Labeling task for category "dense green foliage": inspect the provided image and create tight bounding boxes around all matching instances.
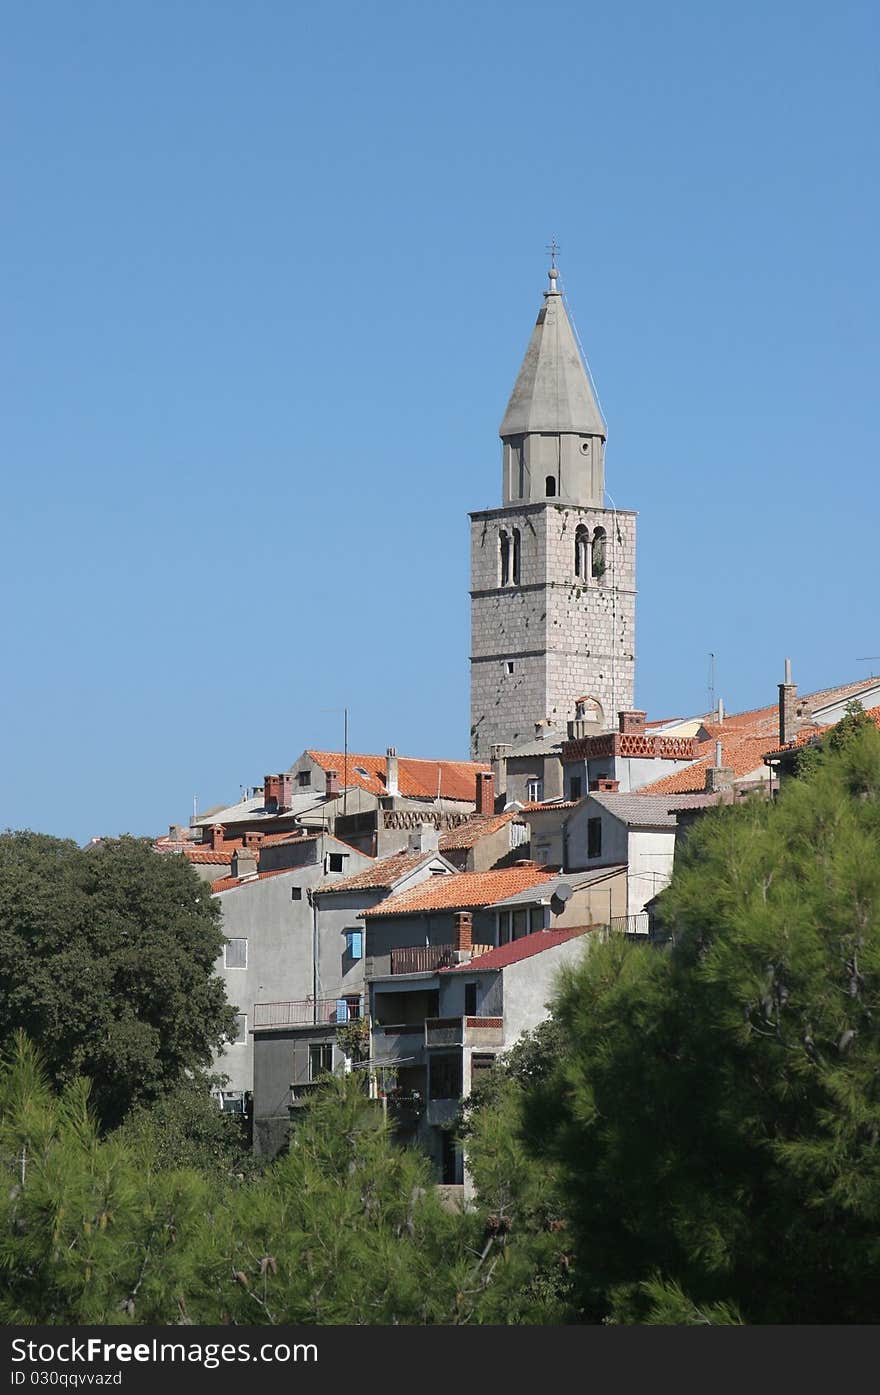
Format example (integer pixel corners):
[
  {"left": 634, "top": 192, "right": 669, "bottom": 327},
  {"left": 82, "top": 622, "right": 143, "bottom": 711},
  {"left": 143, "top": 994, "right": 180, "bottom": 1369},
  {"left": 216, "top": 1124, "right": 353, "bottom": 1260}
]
[
  {"left": 511, "top": 721, "right": 880, "bottom": 1322},
  {"left": 0, "top": 1036, "right": 551, "bottom": 1324},
  {"left": 0, "top": 833, "right": 236, "bottom": 1129}
]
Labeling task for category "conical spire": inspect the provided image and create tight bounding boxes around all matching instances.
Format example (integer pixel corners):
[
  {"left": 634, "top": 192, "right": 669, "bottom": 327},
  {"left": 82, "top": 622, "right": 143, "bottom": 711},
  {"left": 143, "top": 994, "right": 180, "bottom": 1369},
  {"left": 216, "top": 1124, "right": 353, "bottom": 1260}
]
[{"left": 499, "top": 266, "right": 606, "bottom": 439}]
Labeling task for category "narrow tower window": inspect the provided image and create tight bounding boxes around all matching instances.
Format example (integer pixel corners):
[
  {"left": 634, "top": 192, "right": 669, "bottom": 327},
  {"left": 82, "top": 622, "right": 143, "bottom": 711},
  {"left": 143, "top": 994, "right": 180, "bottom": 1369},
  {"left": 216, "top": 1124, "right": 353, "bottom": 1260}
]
[
  {"left": 574, "top": 524, "right": 589, "bottom": 578},
  {"left": 545, "top": 475, "right": 557, "bottom": 498},
  {"left": 512, "top": 528, "right": 521, "bottom": 585},
  {"left": 499, "top": 530, "right": 510, "bottom": 586},
  {"left": 591, "top": 526, "right": 607, "bottom": 581}
]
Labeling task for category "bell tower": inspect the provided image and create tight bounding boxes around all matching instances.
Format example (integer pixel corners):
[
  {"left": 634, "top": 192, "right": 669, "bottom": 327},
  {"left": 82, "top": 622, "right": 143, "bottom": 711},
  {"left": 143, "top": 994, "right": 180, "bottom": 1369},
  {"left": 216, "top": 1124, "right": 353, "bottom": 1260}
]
[{"left": 469, "top": 260, "right": 637, "bottom": 759}]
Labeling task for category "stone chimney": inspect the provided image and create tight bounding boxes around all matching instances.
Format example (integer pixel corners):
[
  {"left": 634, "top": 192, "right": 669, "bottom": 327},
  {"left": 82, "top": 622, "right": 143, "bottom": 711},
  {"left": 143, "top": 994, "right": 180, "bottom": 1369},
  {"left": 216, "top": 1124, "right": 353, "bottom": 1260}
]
[
  {"left": 231, "top": 846, "right": 258, "bottom": 880},
  {"left": 705, "top": 740, "right": 735, "bottom": 792},
  {"left": 407, "top": 823, "right": 440, "bottom": 854},
  {"left": 169, "top": 824, "right": 186, "bottom": 842},
  {"left": 490, "top": 743, "right": 511, "bottom": 802},
  {"left": 385, "top": 747, "right": 399, "bottom": 797},
  {"left": 209, "top": 823, "right": 225, "bottom": 851},
  {"left": 475, "top": 770, "right": 495, "bottom": 815},
  {"left": 618, "top": 710, "right": 647, "bottom": 735},
  {"left": 778, "top": 657, "right": 798, "bottom": 746},
  {"left": 325, "top": 768, "right": 340, "bottom": 798},
  {"left": 244, "top": 830, "right": 263, "bottom": 851},
  {"left": 263, "top": 774, "right": 280, "bottom": 811}
]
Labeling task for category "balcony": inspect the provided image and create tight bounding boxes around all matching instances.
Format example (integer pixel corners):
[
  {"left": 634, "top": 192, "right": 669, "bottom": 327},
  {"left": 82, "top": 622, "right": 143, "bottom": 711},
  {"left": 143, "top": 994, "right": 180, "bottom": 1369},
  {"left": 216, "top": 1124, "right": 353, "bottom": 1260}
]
[
  {"left": 253, "top": 998, "right": 361, "bottom": 1029},
  {"left": 424, "top": 1016, "right": 504, "bottom": 1048},
  {"left": 389, "top": 943, "right": 493, "bottom": 975},
  {"left": 371, "top": 1024, "right": 425, "bottom": 1067}
]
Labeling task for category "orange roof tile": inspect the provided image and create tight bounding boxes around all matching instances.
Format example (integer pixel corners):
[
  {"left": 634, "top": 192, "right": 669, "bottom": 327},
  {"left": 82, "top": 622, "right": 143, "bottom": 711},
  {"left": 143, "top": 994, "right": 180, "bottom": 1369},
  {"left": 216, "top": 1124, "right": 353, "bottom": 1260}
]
[
  {"left": 306, "top": 750, "right": 490, "bottom": 802},
  {"left": 438, "top": 811, "right": 518, "bottom": 851},
  {"left": 318, "top": 850, "right": 443, "bottom": 894},
  {"left": 362, "top": 866, "right": 556, "bottom": 917},
  {"left": 637, "top": 733, "right": 775, "bottom": 796},
  {"left": 443, "top": 927, "right": 592, "bottom": 971},
  {"left": 211, "top": 869, "right": 292, "bottom": 894}
]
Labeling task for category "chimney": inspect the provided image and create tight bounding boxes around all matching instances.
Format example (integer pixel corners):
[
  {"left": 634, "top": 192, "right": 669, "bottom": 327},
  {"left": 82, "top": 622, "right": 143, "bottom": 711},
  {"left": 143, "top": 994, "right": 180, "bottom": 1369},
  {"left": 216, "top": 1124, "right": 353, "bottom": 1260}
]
[
  {"left": 476, "top": 770, "right": 495, "bottom": 815},
  {"left": 618, "top": 710, "right": 647, "bottom": 735},
  {"left": 231, "top": 847, "right": 258, "bottom": 880},
  {"left": 490, "top": 743, "right": 511, "bottom": 802},
  {"left": 705, "top": 742, "right": 735, "bottom": 793},
  {"left": 778, "top": 657, "right": 798, "bottom": 746},
  {"left": 263, "top": 774, "right": 280, "bottom": 812},
  {"left": 325, "top": 768, "right": 340, "bottom": 798},
  {"left": 454, "top": 911, "right": 473, "bottom": 952},
  {"left": 169, "top": 824, "right": 186, "bottom": 842},
  {"left": 244, "top": 830, "right": 263, "bottom": 851},
  {"left": 209, "top": 824, "right": 224, "bottom": 851},
  {"left": 594, "top": 776, "right": 619, "bottom": 793},
  {"left": 385, "top": 747, "right": 399, "bottom": 797},
  {"left": 408, "top": 823, "right": 440, "bottom": 853},
  {"left": 717, "top": 697, "right": 725, "bottom": 724},
  {"left": 278, "top": 773, "right": 293, "bottom": 811}
]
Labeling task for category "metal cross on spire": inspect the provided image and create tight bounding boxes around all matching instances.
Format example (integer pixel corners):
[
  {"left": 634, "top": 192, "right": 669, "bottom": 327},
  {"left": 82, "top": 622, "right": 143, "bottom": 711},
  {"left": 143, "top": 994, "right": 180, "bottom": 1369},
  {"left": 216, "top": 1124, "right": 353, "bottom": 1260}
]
[{"left": 545, "top": 237, "right": 561, "bottom": 271}]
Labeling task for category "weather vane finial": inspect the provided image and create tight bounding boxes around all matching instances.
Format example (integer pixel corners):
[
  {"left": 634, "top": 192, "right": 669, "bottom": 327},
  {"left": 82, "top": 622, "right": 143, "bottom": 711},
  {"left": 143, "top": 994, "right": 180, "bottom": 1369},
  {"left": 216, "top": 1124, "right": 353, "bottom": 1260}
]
[{"left": 545, "top": 238, "right": 561, "bottom": 294}]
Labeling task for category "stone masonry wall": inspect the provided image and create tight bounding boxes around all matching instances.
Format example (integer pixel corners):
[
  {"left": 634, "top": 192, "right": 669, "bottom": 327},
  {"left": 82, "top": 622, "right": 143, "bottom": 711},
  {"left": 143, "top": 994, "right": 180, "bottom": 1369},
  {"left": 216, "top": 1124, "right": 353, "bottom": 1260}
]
[{"left": 470, "top": 504, "right": 636, "bottom": 758}]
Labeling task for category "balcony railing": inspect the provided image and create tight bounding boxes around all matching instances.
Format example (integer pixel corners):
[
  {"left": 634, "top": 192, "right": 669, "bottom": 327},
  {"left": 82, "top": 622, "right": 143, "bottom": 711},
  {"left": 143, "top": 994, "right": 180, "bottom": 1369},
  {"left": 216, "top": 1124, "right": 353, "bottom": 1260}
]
[
  {"left": 608, "top": 913, "right": 650, "bottom": 938},
  {"left": 424, "top": 1016, "right": 504, "bottom": 1048},
  {"left": 253, "top": 998, "right": 361, "bottom": 1029},
  {"left": 390, "top": 943, "right": 492, "bottom": 975}
]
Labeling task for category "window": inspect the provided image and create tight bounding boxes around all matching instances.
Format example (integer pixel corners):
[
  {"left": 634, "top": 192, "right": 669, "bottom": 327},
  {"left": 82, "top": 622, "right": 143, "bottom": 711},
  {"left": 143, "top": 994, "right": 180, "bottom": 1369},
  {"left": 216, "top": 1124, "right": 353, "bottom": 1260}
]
[
  {"left": 512, "top": 528, "right": 521, "bottom": 585},
  {"left": 505, "top": 661, "right": 515, "bottom": 675},
  {"left": 499, "top": 910, "right": 513, "bottom": 945},
  {"left": 224, "top": 938, "right": 247, "bottom": 969},
  {"left": 345, "top": 929, "right": 363, "bottom": 960},
  {"left": 499, "top": 529, "right": 510, "bottom": 586},
  {"left": 343, "top": 996, "right": 361, "bottom": 1020},
  {"left": 326, "top": 853, "right": 345, "bottom": 873},
  {"left": 526, "top": 778, "right": 543, "bottom": 803},
  {"left": 297, "top": 770, "right": 311, "bottom": 787},
  {"left": 530, "top": 906, "right": 544, "bottom": 934},
  {"left": 591, "top": 526, "right": 607, "bottom": 580},
  {"left": 309, "top": 1043, "right": 333, "bottom": 1081},
  {"left": 574, "top": 524, "right": 589, "bottom": 577},
  {"left": 221, "top": 1091, "right": 245, "bottom": 1115},
  {"left": 513, "top": 909, "right": 529, "bottom": 939},
  {"left": 464, "top": 982, "right": 478, "bottom": 1016},
  {"left": 536, "top": 843, "right": 551, "bottom": 864},
  {"left": 430, "top": 1054, "right": 463, "bottom": 1101},
  {"left": 569, "top": 776, "right": 582, "bottom": 800},
  {"left": 471, "top": 1054, "right": 496, "bottom": 1085},
  {"left": 291, "top": 886, "right": 302, "bottom": 901},
  {"left": 232, "top": 1013, "right": 247, "bottom": 1044},
  {"left": 545, "top": 474, "right": 557, "bottom": 497},
  {"left": 587, "top": 817, "right": 602, "bottom": 859}
]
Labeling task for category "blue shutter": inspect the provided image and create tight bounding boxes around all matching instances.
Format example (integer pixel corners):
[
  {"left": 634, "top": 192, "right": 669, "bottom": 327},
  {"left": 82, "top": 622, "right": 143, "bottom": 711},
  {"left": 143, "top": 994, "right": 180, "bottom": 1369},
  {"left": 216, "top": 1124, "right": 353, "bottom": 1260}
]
[
  {"left": 335, "top": 999, "right": 348, "bottom": 1024},
  {"left": 346, "top": 929, "right": 363, "bottom": 960}
]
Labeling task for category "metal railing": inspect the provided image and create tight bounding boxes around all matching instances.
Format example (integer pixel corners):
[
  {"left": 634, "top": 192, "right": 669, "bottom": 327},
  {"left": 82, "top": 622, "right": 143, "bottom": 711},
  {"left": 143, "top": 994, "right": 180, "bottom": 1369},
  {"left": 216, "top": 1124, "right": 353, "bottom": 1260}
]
[
  {"left": 390, "top": 943, "right": 492, "bottom": 975},
  {"left": 608, "top": 913, "right": 650, "bottom": 937},
  {"left": 253, "top": 997, "right": 361, "bottom": 1028}
]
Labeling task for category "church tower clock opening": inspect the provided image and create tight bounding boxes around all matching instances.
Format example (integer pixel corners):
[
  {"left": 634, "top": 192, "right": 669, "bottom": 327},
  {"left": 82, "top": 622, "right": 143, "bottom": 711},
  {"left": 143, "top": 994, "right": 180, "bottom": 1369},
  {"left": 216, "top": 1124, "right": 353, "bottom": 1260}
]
[{"left": 469, "top": 258, "right": 637, "bottom": 759}]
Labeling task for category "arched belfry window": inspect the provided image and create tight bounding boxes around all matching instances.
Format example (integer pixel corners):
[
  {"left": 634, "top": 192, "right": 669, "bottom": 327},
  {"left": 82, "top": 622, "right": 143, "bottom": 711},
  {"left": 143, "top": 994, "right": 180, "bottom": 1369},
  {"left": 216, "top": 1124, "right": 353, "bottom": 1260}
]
[
  {"left": 499, "top": 530, "right": 510, "bottom": 587},
  {"left": 574, "top": 524, "right": 589, "bottom": 578},
  {"left": 591, "top": 526, "right": 607, "bottom": 581},
  {"left": 512, "top": 528, "right": 521, "bottom": 585},
  {"left": 545, "top": 475, "right": 557, "bottom": 498}
]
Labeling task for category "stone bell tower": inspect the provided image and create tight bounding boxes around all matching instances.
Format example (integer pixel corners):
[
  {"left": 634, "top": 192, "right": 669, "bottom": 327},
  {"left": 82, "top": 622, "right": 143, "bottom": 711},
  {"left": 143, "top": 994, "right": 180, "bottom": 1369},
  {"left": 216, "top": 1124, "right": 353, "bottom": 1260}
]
[{"left": 469, "top": 258, "right": 636, "bottom": 759}]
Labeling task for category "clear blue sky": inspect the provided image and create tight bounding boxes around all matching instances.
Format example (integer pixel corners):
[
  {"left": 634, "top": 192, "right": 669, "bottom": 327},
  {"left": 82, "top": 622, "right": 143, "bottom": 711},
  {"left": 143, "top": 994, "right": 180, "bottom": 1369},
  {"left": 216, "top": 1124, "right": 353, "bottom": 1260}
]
[{"left": 2, "top": 0, "right": 877, "bottom": 843}]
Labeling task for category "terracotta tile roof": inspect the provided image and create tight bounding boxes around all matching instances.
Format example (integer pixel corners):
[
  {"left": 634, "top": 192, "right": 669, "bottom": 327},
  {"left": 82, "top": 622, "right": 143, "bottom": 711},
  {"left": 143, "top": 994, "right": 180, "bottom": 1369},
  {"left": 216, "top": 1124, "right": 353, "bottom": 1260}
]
[
  {"left": 636, "top": 734, "right": 777, "bottom": 796},
  {"left": 361, "top": 866, "right": 557, "bottom": 917},
  {"left": 316, "top": 850, "right": 441, "bottom": 894},
  {"left": 520, "top": 800, "right": 579, "bottom": 812},
  {"left": 764, "top": 705, "right": 880, "bottom": 758},
  {"left": 211, "top": 869, "right": 292, "bottom": 894},
  {"left": 438, "top": 811, "right": 518, "bottom": 851},
  {"left": 306, "top": 750, "right": 490, "bottom": 802},
  {"left": 154, "top": 829, "right": 315, "bottom": 863},
  {"left": 443, "top": 927, "right": 592, "bottom": 971}
]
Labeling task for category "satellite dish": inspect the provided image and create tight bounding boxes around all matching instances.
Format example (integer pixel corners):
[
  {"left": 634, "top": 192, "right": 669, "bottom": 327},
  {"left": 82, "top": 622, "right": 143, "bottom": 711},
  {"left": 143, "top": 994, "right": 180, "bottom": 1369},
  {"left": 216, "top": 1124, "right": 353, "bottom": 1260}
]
[{"left": 554, "top": 882, "right": 573, "bottom": 903}]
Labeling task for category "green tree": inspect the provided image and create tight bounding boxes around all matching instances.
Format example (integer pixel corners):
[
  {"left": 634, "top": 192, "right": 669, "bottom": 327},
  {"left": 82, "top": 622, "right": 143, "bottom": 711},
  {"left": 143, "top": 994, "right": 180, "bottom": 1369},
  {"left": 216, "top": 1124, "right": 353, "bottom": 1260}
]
[
  {"left": 0, "top": 832, "right": 236, "bottom": 1129},
  {"left": 520, "top": 722, "right": 880, "bottom": 1323}
]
